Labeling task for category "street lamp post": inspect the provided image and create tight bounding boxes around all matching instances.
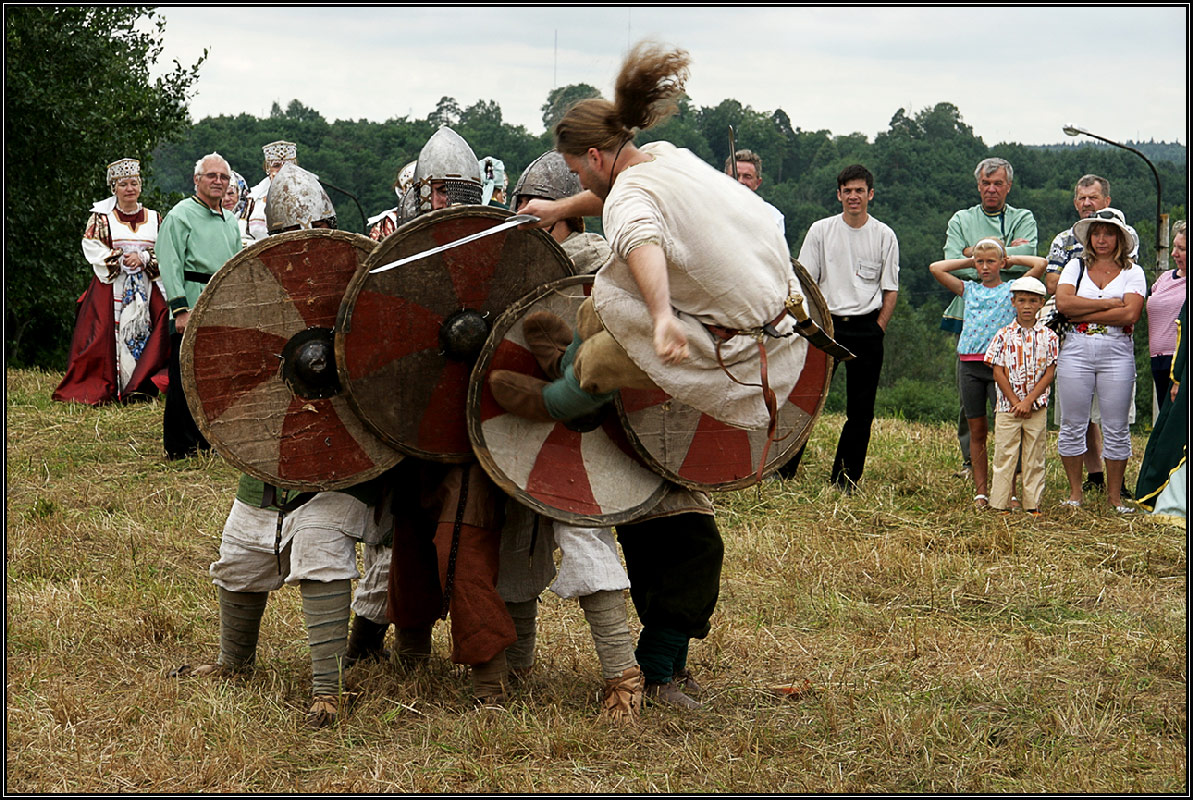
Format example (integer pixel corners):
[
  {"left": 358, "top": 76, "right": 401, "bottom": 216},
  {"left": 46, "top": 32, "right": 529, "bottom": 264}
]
[{"left": 1063, "top": 124, "right": 1168, "bottom": 273}]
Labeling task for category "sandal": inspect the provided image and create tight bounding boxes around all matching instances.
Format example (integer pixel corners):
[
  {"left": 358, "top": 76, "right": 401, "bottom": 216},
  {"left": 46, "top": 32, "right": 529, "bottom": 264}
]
[
  {"left": 1060, "top": 499, "right": 1081, "bottom": 508},
  {"left": 973, "top": 494, "right": 989, "bottom": 509},
  {"left": 1114, "top": 505, "right": 1136, "bottom": 515},
  {"left": 1009, "top": 496, "right": 1021, "bottom": 510}
]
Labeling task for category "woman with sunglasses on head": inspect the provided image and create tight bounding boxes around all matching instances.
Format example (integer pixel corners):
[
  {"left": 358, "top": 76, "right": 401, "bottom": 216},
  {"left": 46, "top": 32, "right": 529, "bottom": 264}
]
[{"left": 1053, "top": 208, "right": 1147, "bottom": 512}]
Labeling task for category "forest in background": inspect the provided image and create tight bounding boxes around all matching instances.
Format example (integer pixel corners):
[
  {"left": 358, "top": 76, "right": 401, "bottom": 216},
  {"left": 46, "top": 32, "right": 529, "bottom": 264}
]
[
  {"left": 68, "top": 96, "right": 1193, "bottom": 423},
  {"left": 7, "top": 7, "right": 1186, "bottom": 424}
]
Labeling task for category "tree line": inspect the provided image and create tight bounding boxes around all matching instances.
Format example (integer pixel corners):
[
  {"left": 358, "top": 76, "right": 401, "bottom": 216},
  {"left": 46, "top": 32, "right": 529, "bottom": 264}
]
[{"left": 7, "top": 7, "right": 1186, "bottom": 425}]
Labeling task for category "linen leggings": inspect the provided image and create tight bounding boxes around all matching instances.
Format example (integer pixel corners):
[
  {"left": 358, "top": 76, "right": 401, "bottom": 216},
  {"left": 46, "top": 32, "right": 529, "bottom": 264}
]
[{"left": 1055, "top": 334, "right": 1136, "bottom": 461}]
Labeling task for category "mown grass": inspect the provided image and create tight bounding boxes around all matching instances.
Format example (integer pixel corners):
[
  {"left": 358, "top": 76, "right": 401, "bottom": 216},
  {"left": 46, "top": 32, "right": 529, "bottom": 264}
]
[{"left": 5, "top": 367, "right": 1186, "bottom": 792}]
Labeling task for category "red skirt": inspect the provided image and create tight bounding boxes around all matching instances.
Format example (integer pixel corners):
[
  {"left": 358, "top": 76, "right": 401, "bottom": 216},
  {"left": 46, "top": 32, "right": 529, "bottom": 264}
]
[{"left": 52, "top": 277, "right": 170, "bottom": 405}]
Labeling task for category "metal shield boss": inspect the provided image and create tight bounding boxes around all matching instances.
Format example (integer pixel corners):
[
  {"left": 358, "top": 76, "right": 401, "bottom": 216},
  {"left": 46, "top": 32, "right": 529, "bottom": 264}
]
[
  {"left": 469, "top": 275, "right": 667, "bottom": 525},
  {"left": 617, "top": 258, "right": 835, "bottom": 491},
  {"left": 336, "top": 206, "right": 574, "bottom": 461},
  {"left": 180, "top": 229, "right": 403, "bottom": 490}
]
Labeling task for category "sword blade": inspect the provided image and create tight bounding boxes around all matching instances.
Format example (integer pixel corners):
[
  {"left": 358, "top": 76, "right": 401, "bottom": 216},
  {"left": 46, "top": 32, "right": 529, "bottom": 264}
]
[
  {"left": 728, "top": 125, "right": 738, "bottom": 180},
  {"left": 369, "top": 214, "right": 539, "bottom": 274}
]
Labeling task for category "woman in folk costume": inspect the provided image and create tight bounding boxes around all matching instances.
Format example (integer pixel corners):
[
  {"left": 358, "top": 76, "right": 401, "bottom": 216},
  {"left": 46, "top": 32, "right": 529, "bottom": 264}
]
[{"left": 53, "top": 158, "right": 169, "bottom": 405}]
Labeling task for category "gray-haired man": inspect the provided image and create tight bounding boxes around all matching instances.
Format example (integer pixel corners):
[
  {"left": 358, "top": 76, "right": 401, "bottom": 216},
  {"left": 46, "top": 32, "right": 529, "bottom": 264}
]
[
  {"left": 941, "top": 157, "right": 1038, "bottom": 477},
  {"left": 724, "top": 148, "right": 785, "bottom": 237},
  {"left": 157, "top": 152, "right": 242, "bottom": 459}
]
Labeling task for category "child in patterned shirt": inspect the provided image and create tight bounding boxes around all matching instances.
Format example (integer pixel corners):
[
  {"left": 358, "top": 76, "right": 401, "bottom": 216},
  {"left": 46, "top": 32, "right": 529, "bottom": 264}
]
[
  {"left": 983, "top": 276, "right": 1060, "bottom": 514},
  {"left": 931, "top": 239, "right": 1046, "bottom": 508}
]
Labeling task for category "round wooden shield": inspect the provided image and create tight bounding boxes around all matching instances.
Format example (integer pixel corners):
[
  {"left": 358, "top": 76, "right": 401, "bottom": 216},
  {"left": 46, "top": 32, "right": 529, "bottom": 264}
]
[
  {"left": 336, "top": 206, "right": 574, "bottom": 462},
  {"left": 181, "top": 229, "right": 403, "bottom": 491},
  {"left": 469, "top": 275, "right": 668, "bottom": 525},
  {"left": 616, "top": 258, "right": 834, "bottom": 491}
]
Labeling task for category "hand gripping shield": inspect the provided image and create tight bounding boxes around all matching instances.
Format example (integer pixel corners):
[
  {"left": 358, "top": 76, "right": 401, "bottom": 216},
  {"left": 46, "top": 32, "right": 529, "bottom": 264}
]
[
  {"left": 335, "top": 206, "right": 574, "bottom": 461},
  {"left": 469, "top": 275, "right": 667, "bottom": 525},
  {"left": 180, "top": 229, "right": 402, "bottom": 490}
]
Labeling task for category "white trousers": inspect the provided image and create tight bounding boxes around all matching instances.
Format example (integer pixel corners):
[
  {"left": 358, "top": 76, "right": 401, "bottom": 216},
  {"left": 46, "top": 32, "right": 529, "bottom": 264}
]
[
  {"left": 497, "top": 502, "right": 629, "bottom": 603},
  {"left": 1055, "top": 334, "right": 1136, "bottom": 461},
  {"left": 210, "top": 495, "right": 382, "bottom": 611}
]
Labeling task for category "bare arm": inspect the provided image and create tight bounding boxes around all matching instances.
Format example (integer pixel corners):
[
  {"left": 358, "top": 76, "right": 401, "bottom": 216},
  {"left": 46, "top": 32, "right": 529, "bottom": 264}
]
[
  {"left": 1055, "top": 281, "right": 1145, "bottom": 326},
  {"left": 1044, "top": 271, "right": 1061, "bottom": 295},
  {"left": 625, "top": 243, "right": 688, "bottom": 365},
  {"left": 877, "top": 290, "right": 897, "bottom": 331},
  {"left": 1015, "top": 363, "right": 1056, "bottom": 416},
  {"left": 1054, "top": 283, "right": 1123, "bottom": 317},
  {"left": 520, "top": 191, "right": 603, "bottom": 229},
  {"left": 929, "top": 257, "right": 974, "bottom": 297},
  {"left": 1005, "top": 255, "right": 1046, "bottom": 279}
]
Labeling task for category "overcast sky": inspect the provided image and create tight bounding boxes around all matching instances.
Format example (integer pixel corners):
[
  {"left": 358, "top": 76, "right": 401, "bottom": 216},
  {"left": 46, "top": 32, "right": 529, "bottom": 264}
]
[{"left": 154, "top": 6, "right": 1187, "bottom": 147}]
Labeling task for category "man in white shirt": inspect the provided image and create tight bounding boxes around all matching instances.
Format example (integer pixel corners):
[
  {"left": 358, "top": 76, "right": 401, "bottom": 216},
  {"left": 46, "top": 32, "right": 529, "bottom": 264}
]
[{"left": 777, "top": 164, "right": 899, "bottom": 490}]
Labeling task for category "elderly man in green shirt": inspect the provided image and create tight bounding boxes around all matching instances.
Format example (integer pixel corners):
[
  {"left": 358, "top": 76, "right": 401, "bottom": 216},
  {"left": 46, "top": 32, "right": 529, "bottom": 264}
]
[
  {"left": 157, "top": 152, "right": 242, "bottom": 459},
  {"left": 940, "top": 157, "right": 1038, "bottom": 477}
]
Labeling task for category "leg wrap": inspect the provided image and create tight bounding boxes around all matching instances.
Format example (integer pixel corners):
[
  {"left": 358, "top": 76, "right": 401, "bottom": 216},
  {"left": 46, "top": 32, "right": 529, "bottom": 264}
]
[
  {"left": 542, "top": 364, "right": 616, "bottom": 421},
  {"left": 471, "top": 650, "right": 509, "bottom": 702},
  {"left": 394, "top": 625, "right": 434, "bottom": 666},
  {"left": 579, "top": 590, "right": 636, "bottom": 679},
  {"left": 634, "top": 625, "right": 689, "bottom": 685},
  {"left": 345, "top": 615, "right": 389, "bottom": 661},
  {"left": 218, "top": 588, "right": 268, "bottom": 671},
  {"left": 672, "top": 639, "right": 690, "bottom": 678},
  {"left": 504, "top": 598, "right": 539, "bottom": 671},
  {"left": 301, "top": 579, "right": 351, "bottom": 696}
]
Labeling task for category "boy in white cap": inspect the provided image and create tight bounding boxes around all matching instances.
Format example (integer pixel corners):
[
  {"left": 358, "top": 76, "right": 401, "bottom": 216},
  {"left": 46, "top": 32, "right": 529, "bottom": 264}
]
[{"left": 983, "top": 276, "right": 1059, "bottom": 515}]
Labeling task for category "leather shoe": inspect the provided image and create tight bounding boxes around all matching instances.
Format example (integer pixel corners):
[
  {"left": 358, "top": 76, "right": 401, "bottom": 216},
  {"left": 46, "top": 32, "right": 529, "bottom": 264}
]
[
  {"left": 490, "top": 370, "right": 554, "bottom": 422},
  {"left": 645, "top": 679, "right": 702, "bottom": 710},
  {"left": 523, "top": 311, "right": 573, "bottom": 380}
]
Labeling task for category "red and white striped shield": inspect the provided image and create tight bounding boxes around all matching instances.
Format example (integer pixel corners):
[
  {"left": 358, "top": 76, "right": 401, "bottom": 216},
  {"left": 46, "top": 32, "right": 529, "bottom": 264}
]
[
  {"left": 617, "top": 259, "right": 834, "bottom": 491},
  {"left": 469, "top": 275, "right": 668, "bottom": 525},
  {"left": 181, "top": 229, "right": 402, "bottom": 491}
]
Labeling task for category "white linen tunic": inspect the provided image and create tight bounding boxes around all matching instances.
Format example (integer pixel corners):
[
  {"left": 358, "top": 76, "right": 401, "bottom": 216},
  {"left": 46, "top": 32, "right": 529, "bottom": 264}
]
[{"left": 594, "top": 141, "right": 806, "bottom": 429}]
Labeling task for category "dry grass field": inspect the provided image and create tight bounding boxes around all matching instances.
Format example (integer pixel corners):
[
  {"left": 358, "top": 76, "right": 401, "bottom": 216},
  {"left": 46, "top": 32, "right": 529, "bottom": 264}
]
[{"left": 5, "top": 367, "right": 1186, "bottom": 793}]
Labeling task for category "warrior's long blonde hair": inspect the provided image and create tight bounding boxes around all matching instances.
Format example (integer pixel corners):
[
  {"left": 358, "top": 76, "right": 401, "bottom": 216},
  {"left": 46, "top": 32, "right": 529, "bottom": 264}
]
[{"left": 554, "top": 41, "right": 690, "bottom": 156}]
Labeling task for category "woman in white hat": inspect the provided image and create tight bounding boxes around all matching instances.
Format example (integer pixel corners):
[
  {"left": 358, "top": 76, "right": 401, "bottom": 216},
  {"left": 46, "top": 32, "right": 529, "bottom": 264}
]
[
  {"left": 1053, "top": 208, "right": 1147, "bottom": 511},
  {"left": 53, "top": 158, "right": 168, "bottom": 405}
]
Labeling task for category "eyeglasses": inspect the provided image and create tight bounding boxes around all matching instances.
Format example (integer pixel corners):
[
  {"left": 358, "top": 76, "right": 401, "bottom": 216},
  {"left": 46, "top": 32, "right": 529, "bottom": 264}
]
[
  {"left": 201, "top": 172, "right": 231, "bottom": 182},
  {"left": 1092, "top": 209, "right": 1120, "bottom": 221}
]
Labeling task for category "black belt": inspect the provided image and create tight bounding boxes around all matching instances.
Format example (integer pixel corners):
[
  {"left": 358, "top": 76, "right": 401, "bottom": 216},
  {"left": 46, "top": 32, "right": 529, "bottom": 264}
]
[
  {"left": 831, "top": 310, "right": 879, "bottom": 324},
  {"left": 183, "top": 270, "right": 214, "bottom": 285}
]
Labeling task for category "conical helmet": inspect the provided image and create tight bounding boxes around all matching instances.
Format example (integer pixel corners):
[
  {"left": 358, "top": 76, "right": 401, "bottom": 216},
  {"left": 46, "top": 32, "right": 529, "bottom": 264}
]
[
  {"left": 265, "top": 162, "right": 336, "bottom": 233},
  {"left": 512, "top": 151, "right": 581, "bottom": 205},
  {"left": 411, "top": 126, "right": 482, "bottom": 216}
]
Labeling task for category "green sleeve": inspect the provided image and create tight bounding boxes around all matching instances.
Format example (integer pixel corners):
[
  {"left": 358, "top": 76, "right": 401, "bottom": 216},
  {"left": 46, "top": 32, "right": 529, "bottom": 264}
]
[
  {"left": 156, "top": 207, "right": 190, "bottom": 308},
  {"left": 1006, "top": 210, "right": 1038, "bottom": 257},
  {"left": 944, "top": 211, "right": 967, "bottom": 259}
]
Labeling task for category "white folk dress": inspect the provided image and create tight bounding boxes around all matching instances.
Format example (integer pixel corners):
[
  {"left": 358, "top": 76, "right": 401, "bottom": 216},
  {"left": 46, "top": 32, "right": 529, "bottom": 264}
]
[{"left": 82, "top": 197, "right": 163, "bottom": 390}]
